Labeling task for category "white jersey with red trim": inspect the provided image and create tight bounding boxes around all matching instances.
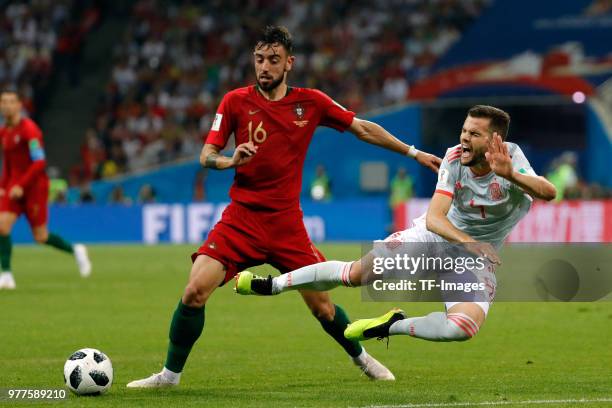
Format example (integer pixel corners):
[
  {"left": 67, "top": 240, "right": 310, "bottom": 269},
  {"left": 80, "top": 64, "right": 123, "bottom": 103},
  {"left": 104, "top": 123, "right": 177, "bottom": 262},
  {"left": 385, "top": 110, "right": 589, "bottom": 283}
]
[{"left": 434, "top": 142, "right": 535, "bottom": 248}]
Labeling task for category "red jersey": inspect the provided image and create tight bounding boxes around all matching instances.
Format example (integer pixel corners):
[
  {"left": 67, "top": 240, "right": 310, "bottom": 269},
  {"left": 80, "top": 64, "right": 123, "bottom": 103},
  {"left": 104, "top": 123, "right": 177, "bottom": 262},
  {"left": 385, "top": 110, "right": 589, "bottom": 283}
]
[
  {"left": 206, "top": 86, "right": 355, "bottom": 210},
  {"left": 0, "top": 117, "right": 48, "bottom": 191}
]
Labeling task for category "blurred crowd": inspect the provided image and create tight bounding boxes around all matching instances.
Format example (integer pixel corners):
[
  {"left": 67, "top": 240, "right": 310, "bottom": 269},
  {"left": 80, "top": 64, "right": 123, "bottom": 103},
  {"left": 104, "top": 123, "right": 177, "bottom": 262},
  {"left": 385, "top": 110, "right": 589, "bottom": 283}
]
[
  {"left": 73, "top": 0, "right": 489, "bottom": 183},
  {"left": 0, "top": 1, "right": 100, "bottom": 117},
  {"left": 0, "top": 1, "right": 68, "bottom": 115},
  {"left": 546, "top": 152, "right": 610, "bottom": 201}
]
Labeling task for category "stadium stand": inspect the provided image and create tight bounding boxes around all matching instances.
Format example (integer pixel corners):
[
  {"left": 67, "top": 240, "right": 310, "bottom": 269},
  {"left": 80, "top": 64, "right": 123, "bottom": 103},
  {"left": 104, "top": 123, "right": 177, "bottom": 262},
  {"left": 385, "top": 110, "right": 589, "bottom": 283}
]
[
  {"left": 409, "top": 0, "right": 612, "bottom": 99},
  {"left": 71, "top": 0, "right": 489, "bottom": 182},
  {"left": 0, "top": 1, "right": 100, "bottom": 117}
]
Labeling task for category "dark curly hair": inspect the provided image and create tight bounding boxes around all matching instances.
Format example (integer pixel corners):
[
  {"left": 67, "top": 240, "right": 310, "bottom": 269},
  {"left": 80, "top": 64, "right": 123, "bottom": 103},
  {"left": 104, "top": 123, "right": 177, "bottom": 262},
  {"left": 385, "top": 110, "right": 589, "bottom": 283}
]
[{"left": 255, "top": 25, "right": 293, "bottom": 54}]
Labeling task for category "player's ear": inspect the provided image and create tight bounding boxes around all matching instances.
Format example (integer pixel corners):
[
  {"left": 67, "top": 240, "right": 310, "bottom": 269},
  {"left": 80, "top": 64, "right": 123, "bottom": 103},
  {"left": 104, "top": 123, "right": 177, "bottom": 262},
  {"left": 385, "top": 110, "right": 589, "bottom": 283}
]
[{"left": 285, "top": 55, "right": 295, "bottom": 72}]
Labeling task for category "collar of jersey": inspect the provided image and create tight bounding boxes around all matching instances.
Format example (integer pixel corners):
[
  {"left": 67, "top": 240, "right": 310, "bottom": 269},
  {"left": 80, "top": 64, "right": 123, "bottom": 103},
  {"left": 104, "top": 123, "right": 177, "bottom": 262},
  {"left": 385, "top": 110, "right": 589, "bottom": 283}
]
[
  {"left": 469, "top": 166, "right": 493, "bottom": 178},
  {"left": 254, "top": 84, "right": 293, "bottom": 102}
]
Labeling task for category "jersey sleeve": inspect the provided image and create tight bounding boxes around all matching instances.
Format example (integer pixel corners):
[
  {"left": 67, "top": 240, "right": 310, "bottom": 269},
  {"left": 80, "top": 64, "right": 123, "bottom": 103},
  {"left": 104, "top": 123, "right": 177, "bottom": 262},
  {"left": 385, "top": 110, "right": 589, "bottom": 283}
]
[
  {"left": 15, "top": 121, "right": 47, "bottom": 189},
  {"left": 314, "top": 90, "right": 356, "bottom": 132},
  {"left": 0, "top": 153, "right": 7, "bottom": 189},
  {"left": 24, "top": 121, "right": 46, "bottom": 162},
  {"left": 434, "top": 147, "right": 460, "bottom": 198},
  {"left": 205, "top": 93, "right": 236, "bottom": 148},
  {"left": 509, "top": 144, "right": 537, "bottom": 176}
]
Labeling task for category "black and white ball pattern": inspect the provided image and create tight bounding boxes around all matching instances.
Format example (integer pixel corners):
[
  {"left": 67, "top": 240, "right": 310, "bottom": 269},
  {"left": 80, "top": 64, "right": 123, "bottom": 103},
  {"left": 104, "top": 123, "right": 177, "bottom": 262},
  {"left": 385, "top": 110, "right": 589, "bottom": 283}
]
[{"left": 63, "top": 348, "right": 113, "bottom": 395}]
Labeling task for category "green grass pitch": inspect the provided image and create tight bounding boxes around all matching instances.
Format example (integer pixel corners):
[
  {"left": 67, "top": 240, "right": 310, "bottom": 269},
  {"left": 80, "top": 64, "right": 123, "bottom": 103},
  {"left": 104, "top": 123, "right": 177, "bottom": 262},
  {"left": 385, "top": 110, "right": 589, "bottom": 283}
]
[{"left": 1, "top": 244, "right": 611, "bottom": 407}]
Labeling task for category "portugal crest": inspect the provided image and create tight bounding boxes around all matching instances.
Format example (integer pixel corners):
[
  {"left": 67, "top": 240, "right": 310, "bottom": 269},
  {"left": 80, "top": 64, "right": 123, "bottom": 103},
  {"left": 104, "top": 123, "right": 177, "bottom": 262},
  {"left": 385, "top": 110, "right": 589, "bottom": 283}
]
[
  {"left": 489, "top": 180, "right": 504, "bottom": 201},
  {"left": 294, "top": 103, "right": 304, "bottom": 119},
  {"left": 293, "top": 103, "right": 309, "bottom": 127}
]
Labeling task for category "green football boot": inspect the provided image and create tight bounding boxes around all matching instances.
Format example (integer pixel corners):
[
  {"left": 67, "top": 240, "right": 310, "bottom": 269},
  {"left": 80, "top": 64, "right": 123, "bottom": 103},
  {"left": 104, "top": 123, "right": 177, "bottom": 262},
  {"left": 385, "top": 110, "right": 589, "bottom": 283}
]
[
  {"left": 234, "top": 271, "right": 273, "bottom": 295},
  {"left": 344, "top": 308, "right": 407, "bottom": 341}
]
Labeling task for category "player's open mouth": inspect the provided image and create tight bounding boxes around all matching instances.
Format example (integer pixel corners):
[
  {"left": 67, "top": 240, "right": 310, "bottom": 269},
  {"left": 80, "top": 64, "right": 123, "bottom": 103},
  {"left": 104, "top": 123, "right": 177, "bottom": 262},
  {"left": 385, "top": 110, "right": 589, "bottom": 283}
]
[{"left": 461, "top": 144, "right": 471, "bottom": 159}]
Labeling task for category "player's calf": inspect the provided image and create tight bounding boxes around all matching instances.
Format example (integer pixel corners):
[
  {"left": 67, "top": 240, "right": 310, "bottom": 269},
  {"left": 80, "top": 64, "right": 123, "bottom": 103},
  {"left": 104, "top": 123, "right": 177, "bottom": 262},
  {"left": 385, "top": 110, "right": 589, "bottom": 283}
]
[
  {"left": 300, "top": 290, "right": 336, "bottom": 321},
  {"left": 128, "top": 255, "right": 226, "bottom": 389},
  {"left": 387, "top": 311, "right": 480, "bottom": 341}
]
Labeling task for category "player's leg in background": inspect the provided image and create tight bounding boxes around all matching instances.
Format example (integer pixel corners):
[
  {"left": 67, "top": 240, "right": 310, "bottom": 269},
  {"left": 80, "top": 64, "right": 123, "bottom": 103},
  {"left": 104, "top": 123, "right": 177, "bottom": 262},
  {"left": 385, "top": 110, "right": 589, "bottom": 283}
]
[
  {"left": 30, "top": 223, "right": 91, "bottom": 277},
  {"left": 0, "top": 211, "right": 18, "bottom": 289},
  {"left": 299, "top": 289, "right": 394, "bottom": 380},
  {"left": 127, "top": 254, "right": 225, "bottom": 388},
  {"left": 25, "top": 187, "right": 91, "bottom": 276},
  {"left": 263, "top": 208, "right": 393, "bottom": 379},
  {"left": 299, "top": 289, "right": 362, "bottom": 356},
  {"left": 264, "top": 215, "right": 364, "bottom": 358},
  {"left": 32, "top": 224, "right": 71, "bottom": 252}
]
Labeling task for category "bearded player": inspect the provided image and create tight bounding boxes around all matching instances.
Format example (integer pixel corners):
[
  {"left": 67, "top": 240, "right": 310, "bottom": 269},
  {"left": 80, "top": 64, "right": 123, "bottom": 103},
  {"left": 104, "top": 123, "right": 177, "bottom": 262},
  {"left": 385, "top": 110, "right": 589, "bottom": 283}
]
[
  {"left": 128, "top": 26, "right": 441, "bottom": 387},
  {"left": 0, "top": 90, "right": 91, "bottom": 290},
  {"left": 236, "top": 105, "right": 556, "bottom": 345}
]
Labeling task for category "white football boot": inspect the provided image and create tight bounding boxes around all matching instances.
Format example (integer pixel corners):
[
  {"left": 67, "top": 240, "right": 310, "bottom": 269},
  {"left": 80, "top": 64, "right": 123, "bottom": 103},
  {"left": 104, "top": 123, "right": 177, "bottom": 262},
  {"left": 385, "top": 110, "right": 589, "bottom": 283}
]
[
  {"left": 0, "top": 272, "right": 16, "bottom": 290},
  {"left": 352, "top": 349, "right": 395, "bottom": 381},
  {"left": 73, "top": 244, "right": 91, "bottom": 277},
  {"left": 127, "top": 372, "right": 179, "bottom": 388}
]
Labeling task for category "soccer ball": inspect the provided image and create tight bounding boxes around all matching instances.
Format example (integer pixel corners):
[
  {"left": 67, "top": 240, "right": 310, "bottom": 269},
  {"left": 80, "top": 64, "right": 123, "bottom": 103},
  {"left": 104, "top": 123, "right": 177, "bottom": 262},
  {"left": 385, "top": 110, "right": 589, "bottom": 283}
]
[{"left": 63, "top": 348, "right": 113, "bottom": 395}]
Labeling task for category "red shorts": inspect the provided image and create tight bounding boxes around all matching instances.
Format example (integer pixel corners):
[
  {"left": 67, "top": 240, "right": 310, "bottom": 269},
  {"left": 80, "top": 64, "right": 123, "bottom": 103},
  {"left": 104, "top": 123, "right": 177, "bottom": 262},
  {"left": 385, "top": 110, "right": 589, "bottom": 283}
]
[
  {"left": 0, "top": 181, "right": 49, "bottom": 227},
  {"left": 192, "top": 202, "right": 325, "bottom": 285}
]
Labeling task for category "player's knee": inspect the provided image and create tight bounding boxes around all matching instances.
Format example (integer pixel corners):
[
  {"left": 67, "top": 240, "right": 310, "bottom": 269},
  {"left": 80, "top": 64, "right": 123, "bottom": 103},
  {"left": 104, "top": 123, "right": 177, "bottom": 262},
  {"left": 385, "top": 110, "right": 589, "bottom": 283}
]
[
  {"left": 446, "top": 313, "right": 480, "bottom": 341},
  {"left": 33, "top": 231, "right": 48, "bottom": 244},
  {"left": 182, "top": 283, "right": 209, "bottom": 308},
  {"left": 0, "top": 222, "right": 12, "bottom": 236},
  {"left": 447, "top": 324, "right": 474, "bottom": 341}
]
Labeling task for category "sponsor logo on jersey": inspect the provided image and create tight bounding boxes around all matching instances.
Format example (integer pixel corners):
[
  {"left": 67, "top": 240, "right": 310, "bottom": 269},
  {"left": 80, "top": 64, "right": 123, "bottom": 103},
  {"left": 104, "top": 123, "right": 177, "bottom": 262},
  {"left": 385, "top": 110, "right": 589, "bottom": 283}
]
[
  {"left": 248, "top": 109, "right": 260, "bottom": 115},
  {"left": 14, "top": 134, "right": 20, "bottom": 143},
  {"left": 489, "top": 180, "right": 504, "bottom": 201},
  {"left": 211, "top": 113, "right": 223, "bottom": 131}
]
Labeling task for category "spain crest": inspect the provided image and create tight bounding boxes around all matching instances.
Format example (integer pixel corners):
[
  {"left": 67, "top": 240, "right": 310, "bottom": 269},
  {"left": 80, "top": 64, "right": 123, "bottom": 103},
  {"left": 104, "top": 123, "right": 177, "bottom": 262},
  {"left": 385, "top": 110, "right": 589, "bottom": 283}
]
[{"left": 489, "top": 180, "right": 504, "bottom": 201}]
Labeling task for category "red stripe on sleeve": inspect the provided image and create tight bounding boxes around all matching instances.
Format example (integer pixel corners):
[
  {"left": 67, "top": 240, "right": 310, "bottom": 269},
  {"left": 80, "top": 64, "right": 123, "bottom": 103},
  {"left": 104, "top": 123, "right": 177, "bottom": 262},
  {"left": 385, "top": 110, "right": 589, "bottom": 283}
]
[{"left": 435, "top": 189, "right": 454, "bottom": 198}]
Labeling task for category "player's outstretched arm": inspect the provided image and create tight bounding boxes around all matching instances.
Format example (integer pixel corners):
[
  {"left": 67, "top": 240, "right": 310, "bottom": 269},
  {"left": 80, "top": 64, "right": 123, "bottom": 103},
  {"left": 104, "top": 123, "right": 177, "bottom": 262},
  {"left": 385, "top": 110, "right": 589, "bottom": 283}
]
[
  {"left": 485, "top": 134, "right": 556, "bottom": 201},
  {"left": 347, "top": 118, "right": 441, "bottom": 173},
  {"left": 426, "top": 192, "right": 500, "bottom": 264},
  {"left": 200, "top": 142, "right": 258, "bottom": 170}
]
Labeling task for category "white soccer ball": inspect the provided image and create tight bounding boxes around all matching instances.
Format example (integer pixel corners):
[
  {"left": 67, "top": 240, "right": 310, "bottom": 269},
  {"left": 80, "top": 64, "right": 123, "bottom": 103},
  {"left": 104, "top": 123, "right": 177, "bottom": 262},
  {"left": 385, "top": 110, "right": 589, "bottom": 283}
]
[{"left": 63, "top": 348, "right": 113, "bottom": 395}]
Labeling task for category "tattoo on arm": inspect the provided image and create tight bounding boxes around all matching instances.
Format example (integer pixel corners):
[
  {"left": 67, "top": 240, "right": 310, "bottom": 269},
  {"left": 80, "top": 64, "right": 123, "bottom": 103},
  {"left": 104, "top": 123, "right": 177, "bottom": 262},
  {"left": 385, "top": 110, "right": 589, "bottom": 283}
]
[{"left": 204, "top": 153, "right": 220, "bottom": 169}]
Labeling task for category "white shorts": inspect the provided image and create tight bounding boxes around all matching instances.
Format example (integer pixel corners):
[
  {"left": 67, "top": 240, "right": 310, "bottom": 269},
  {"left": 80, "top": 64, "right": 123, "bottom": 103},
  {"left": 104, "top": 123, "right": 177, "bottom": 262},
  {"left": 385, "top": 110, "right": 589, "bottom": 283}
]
[{"left": 374, "top": 214, "right": 494, "bottom": 316}]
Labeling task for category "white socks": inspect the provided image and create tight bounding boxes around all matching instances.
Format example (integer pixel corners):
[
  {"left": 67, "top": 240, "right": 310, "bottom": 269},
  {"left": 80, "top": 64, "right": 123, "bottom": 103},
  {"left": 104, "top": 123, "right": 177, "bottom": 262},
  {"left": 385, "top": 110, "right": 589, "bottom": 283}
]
[
  {"left": 351, "top": 348, "right": 369, "bottom": 366},
  {"left": 389, "top": 312, "right": 479, "bottom": 341},
  {"left": 161, "top": 367, "right": 181, "bottom": 384},
  {"left": 272, "top": 261, "right": 353, "bottom": 294}
]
